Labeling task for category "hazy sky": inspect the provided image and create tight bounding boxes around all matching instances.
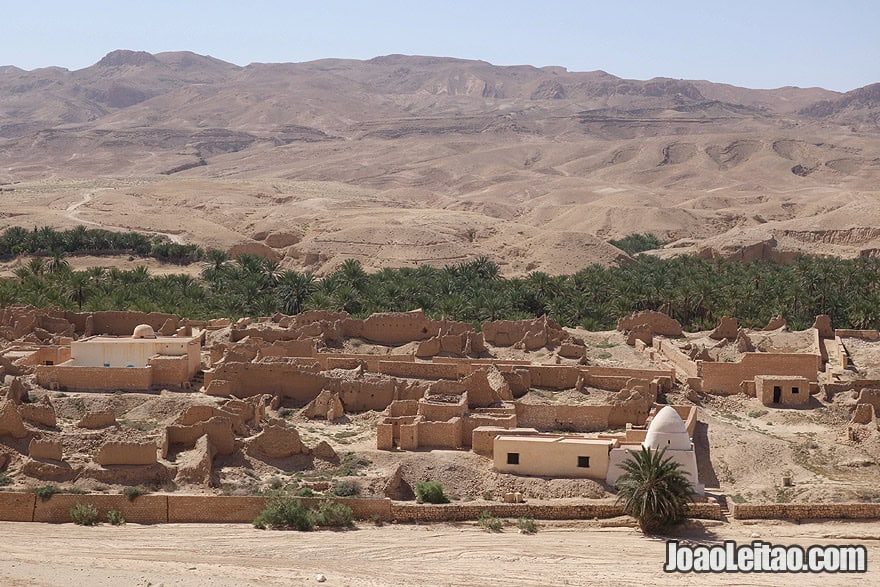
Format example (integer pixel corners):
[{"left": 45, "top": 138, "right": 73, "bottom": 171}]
[{"left": 4, "top": 1, "right": 878, "bottom": 91}]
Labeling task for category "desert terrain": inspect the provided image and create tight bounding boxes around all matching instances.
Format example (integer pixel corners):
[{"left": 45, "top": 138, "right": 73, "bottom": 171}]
[
  {"left": 0, "top": 519, "right": 878, "bottom": 586},
  {"left": 1, "top": 51, "right": 879, "bottom": 275}
]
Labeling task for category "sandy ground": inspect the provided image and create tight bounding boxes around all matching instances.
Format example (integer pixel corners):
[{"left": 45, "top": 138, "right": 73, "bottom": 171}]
[{"left": 0, "top": 520, "right": 877, "bottom": 586}]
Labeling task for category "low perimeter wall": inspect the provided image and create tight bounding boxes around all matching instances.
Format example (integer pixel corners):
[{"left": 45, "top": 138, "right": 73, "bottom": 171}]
[
  {"left": 733, "top": 503, "right": 880, "bottom": 521},
  {"left": 0, "top": 493, "right": 721, "bottom": 523}
]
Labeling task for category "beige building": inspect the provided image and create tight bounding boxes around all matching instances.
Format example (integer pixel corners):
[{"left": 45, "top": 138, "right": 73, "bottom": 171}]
[
  {"left": 755, "top": 375, "right": 810, "bottom": 407},
  {"left": 493, "top": 435, "right": 615, "bottom": 479},
  {"left": 607, "top": 406, "right": 703, "bottom": 494},
  {"left": 35, "top": 325, "right": 202, "bottom": 391}
]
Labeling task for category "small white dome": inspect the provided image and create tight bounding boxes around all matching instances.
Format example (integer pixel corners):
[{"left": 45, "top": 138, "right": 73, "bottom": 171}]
[
  {"left": 132, "top": 324, "right": 156, "bottom": 339},
  {"left": 643, "top": 406, "right": 691, "bottom": 451}
]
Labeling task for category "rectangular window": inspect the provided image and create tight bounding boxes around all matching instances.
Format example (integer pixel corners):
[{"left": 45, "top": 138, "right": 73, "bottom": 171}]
[
  {"left": 577, "top": 456, "right": 590, "bottom": 468},
  {"left": 792, "top": 387, "right": 800, "bottom": 394},
  {"left": 507, "top": 452, "right": 520, "bottom": 465}
]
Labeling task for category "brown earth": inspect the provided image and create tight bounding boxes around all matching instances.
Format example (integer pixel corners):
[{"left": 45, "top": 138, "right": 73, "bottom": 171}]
[
  {"left": 1, "top": 51, "right": 878, "bottom": 275},
  {"left": 0, "top": 520, "right": 877, "bottom": 586}
]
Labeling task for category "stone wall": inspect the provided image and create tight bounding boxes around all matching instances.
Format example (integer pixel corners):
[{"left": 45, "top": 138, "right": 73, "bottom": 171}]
[
  {"left": 733, "top": 503, "right": 880, "bottom": 520},
  {"left": 390, "top": 502, "right": 721, "bottom": 522}
]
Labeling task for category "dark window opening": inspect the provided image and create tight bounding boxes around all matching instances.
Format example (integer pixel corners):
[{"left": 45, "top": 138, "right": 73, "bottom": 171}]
[
  {"left": 44, "top": 361, "right": 53, "bottom": 366},
  {"left": 792, "top": 387, "right": 800, "bottom": 394},
  {"left": 773, "top": 386, "right": 782, "bottom": 403},
  {"left": 577, "top": 456, "right": 590, "bottom": 468},
  {"left": 507, "top": 452, "right": 520, "bottom": 465}
]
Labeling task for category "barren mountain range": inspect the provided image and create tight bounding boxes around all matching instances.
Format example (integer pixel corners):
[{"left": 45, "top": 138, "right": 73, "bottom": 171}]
[{"left": 1, "top": 50, "right": 879, "bottom": 275}]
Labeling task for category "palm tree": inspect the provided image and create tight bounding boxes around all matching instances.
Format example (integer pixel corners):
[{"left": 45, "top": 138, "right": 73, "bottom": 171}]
[
  {"left": 276, "top": 270, "right": 316, "bottom": 315},
  {"left": 615, "top": 446, "right": 695, "bottom": 534}
]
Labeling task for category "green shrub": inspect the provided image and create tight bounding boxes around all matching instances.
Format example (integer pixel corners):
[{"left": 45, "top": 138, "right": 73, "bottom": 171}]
[
  {"left": 415, "top": 481, "right": 449, "bottom": 504},
  {"left": 517, "top": 517, "right": 538, "bottom": 534},
  {"left": 296, "top": 487, "right": 318, "bottom": 497},
  {"left": 34, "top": 485, "right": 58, "bottom": 501},
  {"left": 123, "top": 486, "right": 150, "bottom": 501},
  {"left": 0, "top": 473, "right": 12, "bottom": 487},
  {"left": 314, "top": 500, "right": 354, "bottom": 528},
  {"left": 481, "top": 491, "right": 494, "bottom": 501},
  {"left": 332, "top": 479, "right": 361, "bottom": 497},
  {"left": 70, "top": 503, "right": 99, "bottom": 526},
  {"left": 253, "top": 497, "right": 314, "bottom": 531},
  {"left": 106, "top": 510, "right": 126, "bottom": 526},
  {"left": 477, "top": 510, "right": 504, "bottom": 532}
]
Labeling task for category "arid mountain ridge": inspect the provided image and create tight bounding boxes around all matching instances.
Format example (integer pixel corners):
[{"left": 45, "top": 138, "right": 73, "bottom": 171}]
[{"left": 1, "top": 50, "right": 879, "bottom": 276}]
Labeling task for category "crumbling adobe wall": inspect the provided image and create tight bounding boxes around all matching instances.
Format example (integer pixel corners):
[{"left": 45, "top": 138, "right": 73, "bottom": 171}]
[
  {"left": 301, "top": 390, "right": 345, "bottom": 421},
  {"left": 18, "top": 397, "right": 57, "bottom": 428},
  {"left": 319, "top": 353, "right": 413, "bottom": 371},
  {"left": 856, "top": 389, "right": 880, "bottom": 412},
  {"left": 258, "top": 338, "right": 320, "bottom": 359},
  {"left": 377, "top": 360, "right": 460, "bottom": 380},
  {"left": 837, "top": 329, "right": 880, "bottom": 340},
  {"left": 617, "top": 310, "right": 682, "bottom": 337},
  {"left": 0, "top": 400, "right": 29, "bottom": 438},
  {"left": 414, "top": 417, "right": 464, "bottom": 449},
  {"left": 471, "top": 426, "right": 538, "bottom": 457},
  {"left": 528, "top": 365, "right": 582, "bottom": 389},
  {"left": 95, "top": 441, "right": 158, "bottom": 466},
  {"left": 654, "top": 339, "right": 699, "bottom": 379},
  {"left": 461, "top": 366, "right": 512, "bottom": 407},
  {"left": 329, "top": 377, "right": 397, "bottom": 412},
  {"left": 166, "top": 416, "right": 235, "bottom": 455},
  {"left": 246, "top": 422, "right": 306, "bottom": 458},
  {"left": 418, "top": 394, "right": 468, "bottom": 421},
  {"left": 700, "top": 353, "right": 819, "bottom": 395},
  {"left": 514, "top": 403, "right": 613, "bottom": 432},
  {"left": 77, "top": 409, "right": 117, "bottom": 429},
  {"left": 709, "top": 317, "right": 738, "bottom": 340},
  {"left": 28, "top": 438, "right": 62, "bottom": 461},
  {"left": 75, "top": 311, "right": 179, "bottom": 336},
  {"left": 482, "top": 316, "right": 577, "bottom": 351},
  {"left": 205, "top": 363, "right": 326, "bottom": 401},
  {"left": 356, "top": 310, "right": 437, "bottom": 344},
  {"left": 148, "top": 355, "right": 193, "bottom": 387},
  {"left": 36, "top": 365, "right": 154, "bottom": 391}
]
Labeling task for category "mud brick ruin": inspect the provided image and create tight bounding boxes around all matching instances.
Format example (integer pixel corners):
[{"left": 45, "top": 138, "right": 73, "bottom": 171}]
[{"left": 0, "top": 304, "right": 878, "bottom": 500}]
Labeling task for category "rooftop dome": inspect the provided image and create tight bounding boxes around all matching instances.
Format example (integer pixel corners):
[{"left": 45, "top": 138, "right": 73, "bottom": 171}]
[
  {"left": 643, "top": 406, "right": 691, "bottom": 451},
  {"left": 132, "top": 324, "right": 157, "bottom": 339}
]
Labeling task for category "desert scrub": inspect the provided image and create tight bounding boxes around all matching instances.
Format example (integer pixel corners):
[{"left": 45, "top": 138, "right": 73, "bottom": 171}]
[
  {"left": 331, "top": 479, "right": 361, "bottom": 497},
  {"left": 70, "top": 503, "right": 99, "bottom": 526},
  {"left": 314, "top": 500, "right": 354, "bottom": 528},
  {"left": 106, "top": 510, "right": 126, "bottom": 526},
  {"left": 123, "top": 485, "right": 150, "bottom": 501},
  {"left": 296, "top": 487, "right": 318, "bottom": 497},
  {"left": 34, "top": 485, "right": 59, "bottom": 501},
  {"left": 477, "top": 510, "right": 504, "bottom": 532},
  {"left": 415, "top": 481, "right": 449, "bottom": 504},
  {"left": 253, "top": 497, "right": 314, "bottom": 531},
  {"left": 517, "top": 517, "right": 538, "bottom": 534},
  {"left": 0, "top": 473, "right": 12, "bottom": 487}
]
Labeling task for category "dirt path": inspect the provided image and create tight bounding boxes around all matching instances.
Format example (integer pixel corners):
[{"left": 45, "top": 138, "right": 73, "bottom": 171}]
[
  {"left": 65, "top": 189, "right": 186, "bottom": 244},
  {"left": 0, "top": 520, "right": 877, "bottom": 586}
]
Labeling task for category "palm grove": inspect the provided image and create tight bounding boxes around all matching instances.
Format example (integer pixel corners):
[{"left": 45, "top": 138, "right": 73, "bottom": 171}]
[{"left": 1, "top": 226, "right": 879, "bottom": 331}]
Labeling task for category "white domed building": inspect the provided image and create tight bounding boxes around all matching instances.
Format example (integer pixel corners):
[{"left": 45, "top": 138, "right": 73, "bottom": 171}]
[{"left": 606, "top": 406, "right": 703, "bottom": 494}]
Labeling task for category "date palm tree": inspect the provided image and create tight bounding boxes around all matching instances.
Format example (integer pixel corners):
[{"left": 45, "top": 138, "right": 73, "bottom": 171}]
[{"left": 616, "top": 446, "right": 695, "bottom": 534}]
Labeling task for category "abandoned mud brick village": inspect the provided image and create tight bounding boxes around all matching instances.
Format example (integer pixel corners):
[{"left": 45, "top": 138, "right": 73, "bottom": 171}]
[{"left": 2, "top": 48, "right": 880, "bottom": 534}]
